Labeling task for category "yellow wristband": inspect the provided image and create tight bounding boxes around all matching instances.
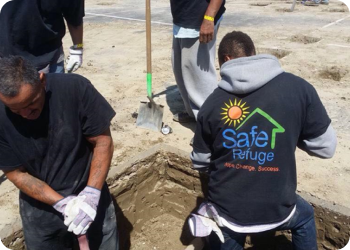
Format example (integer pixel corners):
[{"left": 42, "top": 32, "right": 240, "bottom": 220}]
[
  {"left": 204, "top": 15, "right": 214, "bottom": 22},
  {"left": 73, "top": 43, "right": 84, "bottom": 49}
]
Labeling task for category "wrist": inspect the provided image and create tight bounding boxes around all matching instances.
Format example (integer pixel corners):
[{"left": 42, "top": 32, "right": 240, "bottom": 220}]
[
  {"left": 72, "top": 43, "right": 83, "bottom": 49},
  {"left": 51, "top": 194, "right": 65, "bottom": 206},
  {"left": 204, "top": 15, "right": 214, "bottom": 22},
  {"left": 69, "top": 46, "right": 83, "bottom": 55},
  {"left": 81, "top": 186, "right": 101, "bottom": 198},
  {"left": 84, "top": 185, "right": 101, "bottom": 192},
  {"left": 52, "top": 197, "right": 64, "bottom": 207}
]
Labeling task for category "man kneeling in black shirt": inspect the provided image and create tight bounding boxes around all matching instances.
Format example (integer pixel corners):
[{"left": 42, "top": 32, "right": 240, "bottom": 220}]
[
  {"left": 189, "top": 31, "right": 337, "bottom": 250},
  {"left": 0, "top": 56, "right": 118, "bottom": 250}
]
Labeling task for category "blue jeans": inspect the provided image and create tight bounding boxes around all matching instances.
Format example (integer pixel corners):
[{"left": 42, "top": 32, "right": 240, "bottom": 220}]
[
  {"left": 209, "top": 195, "right": 317, "bottom": 250},
  {"left": 302, "top": 0, "right": 328, "bottom": 4},
  {"left": 49, "top": 61, "right": 65, "bottom": 73}
]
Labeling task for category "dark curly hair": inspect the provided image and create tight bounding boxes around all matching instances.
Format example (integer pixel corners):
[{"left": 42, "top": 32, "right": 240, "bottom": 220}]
[{"left": 218, "top": 31, "right": 256, "bottom": 66}]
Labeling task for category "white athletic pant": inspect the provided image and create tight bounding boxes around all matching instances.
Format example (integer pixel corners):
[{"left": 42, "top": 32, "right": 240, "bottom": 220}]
[{"left": 171, "top": 26, "right": 220, "bottom": 120}]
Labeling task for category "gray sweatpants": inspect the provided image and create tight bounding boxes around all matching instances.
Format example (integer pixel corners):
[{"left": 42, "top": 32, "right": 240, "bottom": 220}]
[{"left": 171, "top": 26, "right": 220, "bottom": 119}]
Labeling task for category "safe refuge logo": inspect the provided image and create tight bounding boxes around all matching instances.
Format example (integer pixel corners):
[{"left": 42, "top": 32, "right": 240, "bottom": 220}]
[{"left": 221, "top": 98, "right": 285, "bottom": 165}]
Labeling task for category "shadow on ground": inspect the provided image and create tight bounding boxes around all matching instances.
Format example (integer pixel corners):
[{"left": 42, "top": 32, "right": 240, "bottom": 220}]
[
  {"left": 155, "top": 84, "right": 197, "bottom": 133},
  {"left": 0, "top": 173, "right": 7, "bottom": 185}
]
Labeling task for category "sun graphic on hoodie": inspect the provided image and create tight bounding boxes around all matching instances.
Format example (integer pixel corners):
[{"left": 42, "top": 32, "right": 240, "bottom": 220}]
[{"left": 221, "top": 99, "right": 250, "bottom": 127}]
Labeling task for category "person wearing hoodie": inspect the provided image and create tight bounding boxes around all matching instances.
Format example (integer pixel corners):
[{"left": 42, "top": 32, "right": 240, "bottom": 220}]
[{"left": 189, "top": 31, "right": 337, "bottom": 249}]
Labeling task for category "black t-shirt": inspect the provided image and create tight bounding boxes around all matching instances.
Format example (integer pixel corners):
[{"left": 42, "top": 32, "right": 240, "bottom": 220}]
[
  {"left": 0, "top": 74, "right": 116, "bottom": 200},
  {"left": 170, "top": 0, "right": 226, "bottom": 29},
  {"left": 0, "top": 0, "right": 84, "bottom": 70},
  {"left": 193, "top": 72, "right": 331, "bottom": 225}
]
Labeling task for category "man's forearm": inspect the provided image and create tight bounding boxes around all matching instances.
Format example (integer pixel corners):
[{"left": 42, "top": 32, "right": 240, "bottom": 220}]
[
  {"left": 205, "top": 0, "right": 223, "bottom": 18},
  {"left": 200, "top": 0, "right": 223, "bottom": 43},
  {"left": 67, "top": 23, "right": 83, "bottom": 45},
  {"left": 86, "top": 129, "right": 114, "bottom": 190},
  {"left": 3, "top": 167, "right": 63, "bottom": 205}
]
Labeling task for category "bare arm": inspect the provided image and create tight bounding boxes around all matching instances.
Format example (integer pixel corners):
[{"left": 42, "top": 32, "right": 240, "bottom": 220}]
[
  {"left": 85, "top": 128, "right": 114, "bottom": 190},
  {"left": 67, "top": 23, "right": 83, "bottom": 45},
  {"left": 3, "top": 167, "right": 63, "bottom": 205},
  {"left": 200, "top": 0, "right": 223, "bottom": 43}
]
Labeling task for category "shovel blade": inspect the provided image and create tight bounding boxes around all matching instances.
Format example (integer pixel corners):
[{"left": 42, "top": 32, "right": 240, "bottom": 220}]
[{"left": 136, "top": 101, "right": 164, "bottom": 132}]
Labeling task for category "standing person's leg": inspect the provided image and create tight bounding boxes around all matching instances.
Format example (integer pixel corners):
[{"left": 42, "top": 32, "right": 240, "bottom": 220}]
[
  {"left": 172, "top": 36, "right": 196, "bottom": 120},
  {"left": 49, "top": 47, "right": 65, "bottom": 73},
  {"left": 49, "top": 61, "right": 65, "bottom": 73},
  {"left": 276, "top": 195, "right": 318, "bottom": 250},
  {"left": 208, "top": 227, "right": 246, "bottom": 250},
  {"left": 180, "top": 28, "right": 219, "bottom": 119}
]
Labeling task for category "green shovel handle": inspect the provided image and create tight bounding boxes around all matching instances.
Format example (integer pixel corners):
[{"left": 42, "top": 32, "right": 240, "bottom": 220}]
[{"left": 147, "top": 73, "right": 152, "bottom": 98}]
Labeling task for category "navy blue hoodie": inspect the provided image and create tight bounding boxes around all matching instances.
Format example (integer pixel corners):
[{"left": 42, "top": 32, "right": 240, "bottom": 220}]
[{"left": 191, "top": 54, "right": 336, "bottom": 225}]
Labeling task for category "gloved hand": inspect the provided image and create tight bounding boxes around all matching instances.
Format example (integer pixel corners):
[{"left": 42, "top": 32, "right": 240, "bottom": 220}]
[
  {"left": 64, "top": 186, "right": 101, "bottom": 235},
  {"left": 66, "top": 46, "right": 83, "bottom": 73},
  {"left": 188, "top": 214, "right": 224, "bottom": 243},
  {"left": 53, "top": 195, "right": 76, "bottom": 215}
]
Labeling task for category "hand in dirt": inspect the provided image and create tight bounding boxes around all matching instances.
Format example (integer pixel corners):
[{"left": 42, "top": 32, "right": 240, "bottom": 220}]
[{"left": 199, "top": 19, "right": 215, "bottom": 44}]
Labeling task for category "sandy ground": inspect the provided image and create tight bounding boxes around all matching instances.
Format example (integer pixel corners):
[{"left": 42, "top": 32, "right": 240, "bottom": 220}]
[
  {"left": 131, "top": 214, "right": 187, "bottom": 250},
  {"left": 0, "top": 0, "right": 350, "bottom": 245}
]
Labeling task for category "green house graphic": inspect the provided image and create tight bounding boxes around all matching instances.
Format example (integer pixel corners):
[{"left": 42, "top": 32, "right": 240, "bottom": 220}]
[{"left": 237, "top": 108, "right": 285, "bottom": 149}]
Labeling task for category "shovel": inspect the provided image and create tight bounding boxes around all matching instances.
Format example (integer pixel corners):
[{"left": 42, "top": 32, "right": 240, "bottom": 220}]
[{"left": 136, "top": 0, "right": 164, "bottom": 132}]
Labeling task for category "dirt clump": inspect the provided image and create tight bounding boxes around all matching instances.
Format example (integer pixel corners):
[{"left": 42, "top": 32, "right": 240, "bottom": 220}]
[
  {"left": 319, "top": 66, "right": 348, "bottom": 81},
  {"left": 291, "top": 35, "right": 321, "bottom": 44},
  {"left": 257, "top": 47, "right": 291, "bottom": 59}
]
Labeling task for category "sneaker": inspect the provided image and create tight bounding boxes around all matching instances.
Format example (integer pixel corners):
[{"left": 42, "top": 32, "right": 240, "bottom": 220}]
[
  {"left": 320, "top": 0, "right": 329, "bottom": 4},
  {"left": 173, "top": 112, "right": 196, "bottom": 123}
]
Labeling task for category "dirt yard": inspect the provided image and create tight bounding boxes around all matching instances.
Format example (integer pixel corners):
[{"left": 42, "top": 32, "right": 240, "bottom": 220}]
[
  {"left": 79, "top": 0, "right": 350, "bottom": 206},
  {"left": 0, "top": 0, "right": 349, "bottom": 248}
]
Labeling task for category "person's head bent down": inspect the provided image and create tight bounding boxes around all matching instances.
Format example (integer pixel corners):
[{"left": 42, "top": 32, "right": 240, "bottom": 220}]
[
  {"left": 0, "top": 56, "right": 46, "bottom": 120},
  {"left": 218, "top": 31, "right": 256, "bottom": 67}
]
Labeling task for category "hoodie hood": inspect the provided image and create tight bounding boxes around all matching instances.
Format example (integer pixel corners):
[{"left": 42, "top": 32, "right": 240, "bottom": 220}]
[{"left": 218, "top": 54, "right": 284, "bottom": 94}]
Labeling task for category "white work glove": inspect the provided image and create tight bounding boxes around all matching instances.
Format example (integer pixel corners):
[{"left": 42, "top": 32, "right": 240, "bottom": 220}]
[
  {"left": 53, "top": 195, "right": 76, "bottom": 216},
  {"left": 64, "top": 186, "right": 101, "bottom": 235},
  {"left": 66, "top": 46, "right": 83, "bottom": 73},
  {"left": 188, "top": 214, "right": 225, "bottom": 243}
]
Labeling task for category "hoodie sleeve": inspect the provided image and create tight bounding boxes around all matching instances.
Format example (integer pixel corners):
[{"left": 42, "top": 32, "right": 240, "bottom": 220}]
[
  {"left": 298, "top": 124, "right": 337, "bottom": 159},
  {"left": 298, "top": 84, "right": 336, "bottom": 158},
  {"left": 191, "top": 113, "right": 212, "bottom": 172}
]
